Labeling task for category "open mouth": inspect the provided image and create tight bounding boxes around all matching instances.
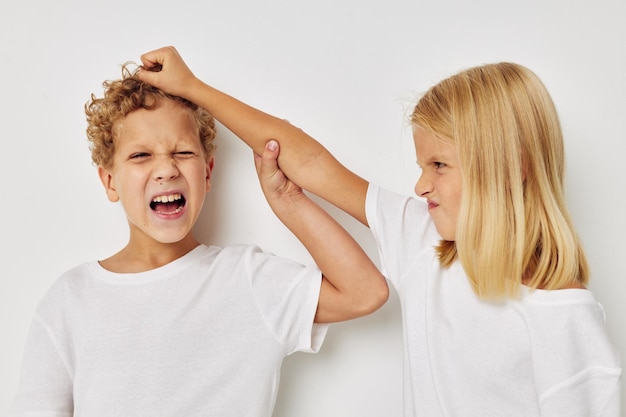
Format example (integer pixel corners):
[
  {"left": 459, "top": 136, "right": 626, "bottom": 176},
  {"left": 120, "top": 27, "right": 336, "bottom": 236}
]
[{"left": 150, "top": 193, "right": 186, "bottom": 214}]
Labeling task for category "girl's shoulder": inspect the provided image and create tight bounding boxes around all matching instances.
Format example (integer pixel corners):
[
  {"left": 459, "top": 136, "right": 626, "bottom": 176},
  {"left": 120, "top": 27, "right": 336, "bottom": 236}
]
[{"left": 517, "top": 288, "right": 621, "bottom": 413}]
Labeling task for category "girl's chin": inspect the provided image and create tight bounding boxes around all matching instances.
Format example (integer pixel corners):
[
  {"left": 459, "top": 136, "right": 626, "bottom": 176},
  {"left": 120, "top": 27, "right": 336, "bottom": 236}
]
[{"left": 434, "top": 226, "right": 456, "bottom": 241}]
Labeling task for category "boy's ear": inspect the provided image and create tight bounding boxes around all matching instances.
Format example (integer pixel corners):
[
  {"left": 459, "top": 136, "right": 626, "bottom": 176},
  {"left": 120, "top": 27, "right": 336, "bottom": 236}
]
[
  {"left": 97, "top": 166, "right": 120, "bottom": 202},
  {"left": 205, "top": 156, "right": 215, "bottom": 192}
]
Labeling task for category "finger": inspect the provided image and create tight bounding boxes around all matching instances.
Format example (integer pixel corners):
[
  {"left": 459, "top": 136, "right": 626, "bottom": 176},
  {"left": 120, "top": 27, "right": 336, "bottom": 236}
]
[
  {"left": 255, "top": 141, "right": 282, "bottom": 190},
  {"left": 139, "top": 50, "right": 163, "bottom": 70},
  {"left": 135, "top": 65, "right": 156, "bottom": 84},
  {"left": 137, "top": 47, "right": 178, "bottom": 83},
  {"left": 265, "top": 140, "right": 279, "bottom": 158},
  {"left": 136, "top": 51, "right": 164, "bottom": 83},
  {"left": 139, "top": 46, "right": 175, "bottom": 68},
  {"left": 259, "top": 140, "right": 280, "bottom": 176}
]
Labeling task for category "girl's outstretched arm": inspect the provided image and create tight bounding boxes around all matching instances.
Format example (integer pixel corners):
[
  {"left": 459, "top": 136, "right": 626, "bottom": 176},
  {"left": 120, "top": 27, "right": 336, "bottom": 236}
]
[
  {"left": 136, "top": 46, "right": 370, "bottom": 225},
  {"left": 253, "top": 140, "right": 388, "bottom": 323}
]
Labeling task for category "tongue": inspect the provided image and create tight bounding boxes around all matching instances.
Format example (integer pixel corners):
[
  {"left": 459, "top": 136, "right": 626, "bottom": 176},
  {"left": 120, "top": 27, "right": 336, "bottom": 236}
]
[{"left": 153, "top": 202, "right": 179, "bottom": 213}]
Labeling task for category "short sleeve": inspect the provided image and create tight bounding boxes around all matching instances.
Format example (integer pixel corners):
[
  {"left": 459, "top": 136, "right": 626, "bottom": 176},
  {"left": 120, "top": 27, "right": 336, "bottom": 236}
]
[
  {"left": 9, "top": 315, "right": 74, "bottom": 416},
  {"left": 243, "top": 245, "right": 328, "bottom": 355},
  {"left": 523, "top": 291, "right": 622, "bottom": 417},
  {"left": 538, "top": 367, "right": 621, "bottom": 417},
  {"left": 365, "top": 183, "right": 439, "bottom": 287}
]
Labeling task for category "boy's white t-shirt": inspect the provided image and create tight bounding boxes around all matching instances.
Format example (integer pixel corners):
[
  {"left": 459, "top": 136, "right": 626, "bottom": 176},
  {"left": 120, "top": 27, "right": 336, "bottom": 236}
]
[
  {"left": 11, "top": 244, "right": 327, "bottom": 417},
  {"left": 365, "top": 184, "right": 621, "bottom": 417}
]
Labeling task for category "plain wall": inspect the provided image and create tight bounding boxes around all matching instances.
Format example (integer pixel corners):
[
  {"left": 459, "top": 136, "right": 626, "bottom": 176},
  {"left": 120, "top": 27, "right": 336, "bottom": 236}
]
[{"left": 1, "top": 0, "right": 624, "bottom": 415}]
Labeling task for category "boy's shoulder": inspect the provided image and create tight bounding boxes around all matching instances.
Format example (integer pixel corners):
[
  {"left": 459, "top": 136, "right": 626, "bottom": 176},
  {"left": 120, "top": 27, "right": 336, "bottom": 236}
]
[
  {"left": 37, "top": 243, "right": 299, "bottom": 305},
  {"left": 46, "top": 261, "right": 95, "bottom": 293},
  {"left": 44, "top": 243, "right": 267, "bottom": 287}
]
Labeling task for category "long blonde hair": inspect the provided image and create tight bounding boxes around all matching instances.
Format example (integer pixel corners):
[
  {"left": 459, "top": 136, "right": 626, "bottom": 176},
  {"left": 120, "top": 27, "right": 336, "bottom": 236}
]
[{"left": 411, "top": 62, "right": 589, "bottom": 299}]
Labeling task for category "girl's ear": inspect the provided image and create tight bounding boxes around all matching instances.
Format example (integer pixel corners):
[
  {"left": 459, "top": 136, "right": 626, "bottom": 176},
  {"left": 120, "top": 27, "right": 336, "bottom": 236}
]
[
  {"left": 205, "top": 156, "right": 215, "bottom": 192},
  {"left": 98, "top": 166, "right": 120, "bottom": 202}
]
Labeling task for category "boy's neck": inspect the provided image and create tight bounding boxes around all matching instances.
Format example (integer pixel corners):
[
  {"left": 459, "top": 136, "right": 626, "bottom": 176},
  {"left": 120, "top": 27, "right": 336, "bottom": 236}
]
[{"left": 99, "top": 234, "right": 200, "bottom": 274}]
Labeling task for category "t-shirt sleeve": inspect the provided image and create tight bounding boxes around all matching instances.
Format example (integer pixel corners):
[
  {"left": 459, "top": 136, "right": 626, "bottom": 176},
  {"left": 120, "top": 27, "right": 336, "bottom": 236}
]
[
  {"left": 526, "top": 296, "right": 622, "bottom": 417},
  {"left": 538, "top": 368, "right": 621, "bottom": 417},
  {"left": 243, "top": 245, "right": 328, "bottom": 355},
  {"left": 9, "top": 314, "right": 74, "bottom": 416},
  {"left": 365, "top": 183, "right": 439, "bottom": 288}
]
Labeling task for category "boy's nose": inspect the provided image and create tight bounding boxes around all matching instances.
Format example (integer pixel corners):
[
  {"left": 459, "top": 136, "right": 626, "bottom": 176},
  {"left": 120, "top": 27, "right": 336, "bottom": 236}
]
[{"left": 153, "top": 158, "right": 179, "bottom": 182}]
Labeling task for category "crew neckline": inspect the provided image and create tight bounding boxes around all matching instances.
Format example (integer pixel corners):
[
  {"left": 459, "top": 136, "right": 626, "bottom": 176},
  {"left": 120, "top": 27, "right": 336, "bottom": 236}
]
[{"left": 87, "top": 244, "right": 209, "bottom": 284}]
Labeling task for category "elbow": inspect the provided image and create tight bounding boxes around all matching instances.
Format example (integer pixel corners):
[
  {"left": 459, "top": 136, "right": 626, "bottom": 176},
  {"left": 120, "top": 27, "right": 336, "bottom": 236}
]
[
  {"left": 358, "top": 276, "right": 390, "bottom": 316},
  {"left": 318, "top": 274, "right": 390, "bottom": 323}
]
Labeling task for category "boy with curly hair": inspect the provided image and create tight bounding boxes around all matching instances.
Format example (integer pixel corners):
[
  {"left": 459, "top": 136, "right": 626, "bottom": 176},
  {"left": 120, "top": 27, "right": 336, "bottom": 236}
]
[{"left": 9, "top": 65, "right": 388, "bottom": 417}]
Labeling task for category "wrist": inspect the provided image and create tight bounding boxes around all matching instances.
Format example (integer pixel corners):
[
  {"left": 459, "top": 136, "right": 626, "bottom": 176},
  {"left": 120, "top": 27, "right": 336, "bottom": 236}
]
[{"left": 267, "top": 191, "right": 310, "bottom": 220}]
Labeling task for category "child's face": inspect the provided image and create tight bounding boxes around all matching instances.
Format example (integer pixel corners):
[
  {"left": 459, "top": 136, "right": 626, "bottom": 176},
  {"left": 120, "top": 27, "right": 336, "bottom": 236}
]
[
  {"left": 98, "top": 100, "right": 213, "bottom": 246},
  {"left": 413, "top": 125, "right": 462, "bottom": 241}
]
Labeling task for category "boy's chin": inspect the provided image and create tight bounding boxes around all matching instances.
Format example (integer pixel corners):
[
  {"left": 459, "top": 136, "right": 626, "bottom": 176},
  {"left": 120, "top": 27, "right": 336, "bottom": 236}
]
[
  {"left": 132, "top": 228, "right": 195, "bottom": 246},
  {"left": 155, "top": 232, "right": 194, "bottom": 245}
]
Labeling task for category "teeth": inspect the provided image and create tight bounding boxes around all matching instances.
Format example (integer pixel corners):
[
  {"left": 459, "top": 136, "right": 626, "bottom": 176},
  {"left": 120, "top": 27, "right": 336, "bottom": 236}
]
[
  {"left": 152, "top": 193, "right": 182, "bottom": 203},
  {"left": 155, "top": 206, "right": 184, "bottom": 215}
]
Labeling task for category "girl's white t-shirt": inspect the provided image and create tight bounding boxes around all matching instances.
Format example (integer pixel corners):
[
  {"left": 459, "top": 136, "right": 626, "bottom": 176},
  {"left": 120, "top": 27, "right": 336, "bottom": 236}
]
[{"left": 366, "top": 183, "right": 621, "bottom": 417}]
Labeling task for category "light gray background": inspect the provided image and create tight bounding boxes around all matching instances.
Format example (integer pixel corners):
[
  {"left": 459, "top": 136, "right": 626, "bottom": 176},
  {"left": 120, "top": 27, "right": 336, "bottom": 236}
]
[{"left": 1, "top": 1, "right": 624, "bottom": 416}]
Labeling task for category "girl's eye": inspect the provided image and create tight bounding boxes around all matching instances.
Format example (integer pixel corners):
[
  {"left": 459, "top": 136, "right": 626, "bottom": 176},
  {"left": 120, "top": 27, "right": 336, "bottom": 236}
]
[
  {"left": 130, "top": 152, "right": 150, "bottom": 159},
  {"left": 434, "top": 162, "right": 446, "bottom": 169},
  {"left": 175, "top": 151, "right": 196, "bottom": 157}
]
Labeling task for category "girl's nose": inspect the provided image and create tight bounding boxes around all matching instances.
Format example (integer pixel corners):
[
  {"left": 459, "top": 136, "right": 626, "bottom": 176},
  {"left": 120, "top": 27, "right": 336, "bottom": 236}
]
[{"left": 414, "top": 173, "right": 432, "bottom": 197}]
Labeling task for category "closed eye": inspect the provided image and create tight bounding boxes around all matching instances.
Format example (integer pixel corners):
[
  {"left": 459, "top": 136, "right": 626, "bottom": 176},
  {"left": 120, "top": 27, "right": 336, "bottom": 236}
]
[
  {"left": 130, "top": 152, "right": 150, "bottom": 159},
  {"left": 175, "top": 151, "right": 198, "bottom": 158}
]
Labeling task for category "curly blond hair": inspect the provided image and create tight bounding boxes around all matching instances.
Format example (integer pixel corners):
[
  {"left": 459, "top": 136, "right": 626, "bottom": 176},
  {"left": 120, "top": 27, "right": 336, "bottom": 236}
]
[{"left": 85, "top": 64, "right": 216, "bottom": 169}]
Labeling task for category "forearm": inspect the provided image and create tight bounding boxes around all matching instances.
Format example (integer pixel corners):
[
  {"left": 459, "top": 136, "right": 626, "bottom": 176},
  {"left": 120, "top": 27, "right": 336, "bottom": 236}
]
[
  {"left": 184, "top": 79, "right": 369, "bottom": 223},
  {"left": 269, "top": 193, "right": 388, "bottom": 323},
  {"left": 184, "top": 79, "right": 308, "bottom": 154}
]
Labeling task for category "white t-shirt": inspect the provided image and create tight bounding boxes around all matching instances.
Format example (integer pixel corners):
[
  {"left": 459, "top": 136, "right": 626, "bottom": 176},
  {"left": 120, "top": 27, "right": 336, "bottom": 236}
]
[
  {"left": 10, "top": 244, "right": 327, "bottom": 417},
  {"left": 366, "top": 184, "right": 621, "bottom": 417}
]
